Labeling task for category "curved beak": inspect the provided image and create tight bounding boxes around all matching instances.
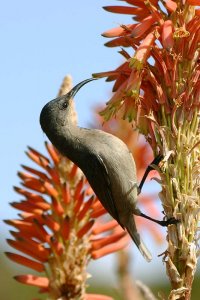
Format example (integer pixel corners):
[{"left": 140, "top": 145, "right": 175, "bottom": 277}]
[{"left": 69, "top": 78, "right": 97, "bottom": 98}]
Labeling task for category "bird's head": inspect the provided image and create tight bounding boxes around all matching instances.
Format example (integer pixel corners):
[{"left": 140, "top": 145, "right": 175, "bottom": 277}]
[{"left": 40, "top": 78, "right": 96, "bottom": 134}]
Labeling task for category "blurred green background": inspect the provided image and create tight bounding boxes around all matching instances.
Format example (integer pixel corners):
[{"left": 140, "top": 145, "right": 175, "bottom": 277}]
[{"left": 1, "top": 250, "right": 200, "bottom": 299}]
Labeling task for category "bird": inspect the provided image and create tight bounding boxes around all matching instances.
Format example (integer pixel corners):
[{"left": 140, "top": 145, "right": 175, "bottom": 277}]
[{"left": 40, "top": 78, "right": 176, "bottom": 262}]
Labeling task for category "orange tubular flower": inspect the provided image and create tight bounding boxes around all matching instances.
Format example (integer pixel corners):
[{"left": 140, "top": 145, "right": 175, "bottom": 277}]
[{"left": 162, "top": 20, "right": 174, "bottom": 49}]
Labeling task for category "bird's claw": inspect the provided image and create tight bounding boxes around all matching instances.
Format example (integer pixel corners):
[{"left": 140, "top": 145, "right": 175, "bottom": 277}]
[{"left": 158, "top": 217, "right": 179, "bottom": 227}]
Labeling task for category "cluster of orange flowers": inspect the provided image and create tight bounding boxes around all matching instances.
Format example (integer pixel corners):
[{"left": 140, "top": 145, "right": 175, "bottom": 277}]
[
  {"left": 5, "top": 143, "right": 129, "bottom": 299},
  {"left": 94, "top": 0, "right": 200, "bottom": 146}
]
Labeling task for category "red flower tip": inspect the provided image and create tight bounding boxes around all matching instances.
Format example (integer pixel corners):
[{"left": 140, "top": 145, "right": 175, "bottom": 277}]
[
  {"left": 91, "top": 234, "right": 129, "bottom": 260},
  {"left": 187, "top": 0, "right": 200, "bottom": 4},
  {"left": 45, "top": 141, "right": 60, "bottom": 164},
  {"left": 131, "top": 15, "right": 156, "bottom": 38},
  {"left": 92, "top": 219, "right": 118, "bottom": 235},
  {"left": 103, "top": 6, "right": 142, "bottom": 16},
  {"left": 164, "top": 0, "right": 177, "bottom": 12},
  {"left": 162, "top": 20, "right": 174, "bottom": 50},
  {"left": 77, "top": 219, "right": 95, "bottom": 238},
  {"left": 14, "top": 275, "right": 49, "bottom": 288},
  {"left": 102, "top": 24, "right": 135, "bottom": 38},
  {"left": 5, "top": 252, "right": 45, "bottom": 272}
]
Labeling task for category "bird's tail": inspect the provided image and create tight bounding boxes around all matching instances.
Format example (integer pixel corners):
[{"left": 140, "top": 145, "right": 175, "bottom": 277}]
[{"left": 126, "top": 217, "right": 152, "bottom": 262}]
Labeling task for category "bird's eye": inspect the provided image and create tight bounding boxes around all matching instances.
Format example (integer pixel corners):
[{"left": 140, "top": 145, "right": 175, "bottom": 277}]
[{"left": 61, "top": 102, "right": 68, "bottom": 110}]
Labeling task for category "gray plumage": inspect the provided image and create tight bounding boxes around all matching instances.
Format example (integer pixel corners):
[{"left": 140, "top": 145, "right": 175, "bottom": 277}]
[{"left": 40, "top": 78, "right": 152, "bottom": 262}]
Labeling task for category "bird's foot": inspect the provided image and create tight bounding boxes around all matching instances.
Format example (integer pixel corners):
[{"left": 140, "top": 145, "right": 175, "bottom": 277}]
[
  {"left": 139, "top": 213, "right": 179, "bottom": 227},
  {"left": 138, "top": 154, "right": 164, "bottom": 194},
  {"left": 154, "top": 217, "right": 179, "bottom": 227}
]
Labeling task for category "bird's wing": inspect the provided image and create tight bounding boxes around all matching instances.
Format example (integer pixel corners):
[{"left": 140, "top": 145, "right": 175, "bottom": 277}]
[{"left": 83, "top": 152, "right": 122, "bottom": 227}]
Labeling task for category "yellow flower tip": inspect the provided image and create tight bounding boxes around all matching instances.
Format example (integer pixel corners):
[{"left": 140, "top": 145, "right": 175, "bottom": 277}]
[
  {"left": 126, "top": 89, "right": 139, "bottom": 98},
  {"left": 99, "top": 107, "right": 116, "bottom": 122},
  {"left": 173, "top": 27, "right": 190, "bottom": 38},
  {"left": 91, "top": 73, "right": 100, "bottom": 80},
  {"left": 129, "top": 58, "right": 143, "bottom": 70}
]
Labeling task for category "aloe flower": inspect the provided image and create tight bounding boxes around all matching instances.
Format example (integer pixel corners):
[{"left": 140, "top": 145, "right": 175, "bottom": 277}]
[
  {"left": 94, "top": 1, "right": 200, "bottom": 299},
  {"left": 5, "top": 143, "right": 128, "bottom": 300}
]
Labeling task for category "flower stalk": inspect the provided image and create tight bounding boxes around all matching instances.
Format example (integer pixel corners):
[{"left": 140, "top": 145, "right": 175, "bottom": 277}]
[{"left": 95, "top": 1, "right": 200, "bottom": 299}]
